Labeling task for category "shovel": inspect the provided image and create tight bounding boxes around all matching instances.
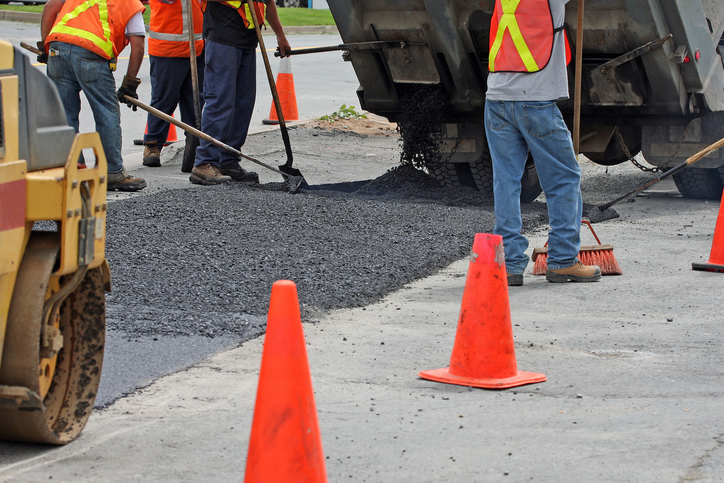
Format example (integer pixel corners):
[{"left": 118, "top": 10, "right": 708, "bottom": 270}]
[
  {"left": 587, "top": 135, "right": 724, "bottom": 223},
  {"left": 124, "top": 95, "right": 305, "bottom": 193},
  {"left": 244, "top": 0, "right": 302, "bottom": 179}
]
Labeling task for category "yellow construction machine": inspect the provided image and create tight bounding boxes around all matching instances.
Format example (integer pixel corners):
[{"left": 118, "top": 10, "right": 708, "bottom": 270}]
[{"left": 0, "top": 40, "right": 109, "bottom": 444}]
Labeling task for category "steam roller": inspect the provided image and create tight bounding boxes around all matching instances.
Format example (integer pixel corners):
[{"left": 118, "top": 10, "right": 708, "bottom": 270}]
[{"left": 0, "top": 40, "right": 110, "bottom": 444}]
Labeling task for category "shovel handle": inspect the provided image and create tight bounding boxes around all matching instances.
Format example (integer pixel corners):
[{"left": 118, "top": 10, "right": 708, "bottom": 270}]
[{"left": 124, "top": 95, "right": 293, "bottom": 179}]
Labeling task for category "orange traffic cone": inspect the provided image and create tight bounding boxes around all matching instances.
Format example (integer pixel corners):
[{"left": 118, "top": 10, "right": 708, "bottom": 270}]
[
  {"left": 418, "top": 233, "right": 546, "bottom": 389},
  {"left": 692, "top": 188, "right": 724, "bottom": 273},
  {"left": 244, "top": 280, "right": 327, "bottom": 483},
  {"left": 133, "top": 114, "right": 178, "bottom": 146},
  {"left": 263, "top": 56, "right": 299, "bottom": 125}
]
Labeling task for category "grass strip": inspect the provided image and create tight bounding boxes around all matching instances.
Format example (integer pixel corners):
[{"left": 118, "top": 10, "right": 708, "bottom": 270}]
[{"left": 0, "top": 4, "right": 335, "bottom": 27}]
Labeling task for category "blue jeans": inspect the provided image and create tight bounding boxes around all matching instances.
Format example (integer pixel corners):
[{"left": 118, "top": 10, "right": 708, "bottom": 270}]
[
  {"left": 145, "top": 53, "right": 205, "bottom": 144},
  {"left": 194, "top": 39, "right": 256, "bottom": 168},
  {"left": 484, "top": 100, "right": 583, "bottom": 273},
  {"left": 46, "top": 41, "right": 125, "bottom": 175}
]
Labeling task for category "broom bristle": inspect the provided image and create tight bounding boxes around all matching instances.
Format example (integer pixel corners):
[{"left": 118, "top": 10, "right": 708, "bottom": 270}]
[
  {"left": 579, "top": 249, "right": 623, "bottom": 275},
  {"left": 532, "top": 253, "right": 548, "bottom": 275},
  {"left": 531, "top": 248, "right": 622, "bottom": 275}
]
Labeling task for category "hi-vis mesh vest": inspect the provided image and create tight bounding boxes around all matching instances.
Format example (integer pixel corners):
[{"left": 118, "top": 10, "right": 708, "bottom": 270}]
[
  {"left": 46, "top": 0, "right": 144, "bottom": 60},
  {"left": 201, "top": 0, "right": 266, "bottom": 29},
  {"left": 488, "top": 0, "right": 569, "bottom": 73},
  {"left": 148, "top": 0, "right": 204, "bottom": 57}
]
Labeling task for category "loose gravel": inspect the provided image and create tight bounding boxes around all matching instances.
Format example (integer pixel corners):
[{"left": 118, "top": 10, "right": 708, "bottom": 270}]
[{"left": 104, "top": 164, "right": 546, "bottom": 339}]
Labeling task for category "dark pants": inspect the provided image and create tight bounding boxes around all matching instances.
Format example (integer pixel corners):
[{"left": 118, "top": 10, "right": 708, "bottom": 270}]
[
  {"left": 144, "top": 53, "right": 205, "bottom": 144},
  {"left": 194, "top": 39, "right": 256, "bottom": 168}
]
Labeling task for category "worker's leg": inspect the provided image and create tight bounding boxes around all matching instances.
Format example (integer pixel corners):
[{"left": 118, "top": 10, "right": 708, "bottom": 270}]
[
  {"left": 145, "top": 55, "right": 186, "bottom": 145},
  {"left": 46, "top": 42, "right": 82, "bottom": 133},
  {"left": 61, "top": 45, "right": 125, "bottom": 175},
  {"left": 195, "top": 40, "right": 240, "bottom": 168},
  {"left": 520, "top": 101, "right": 582, "bottom": 270},
  {"left": 178, "top": 50, "right": 204, "bottom": 130},
  {"left": 484, "top": 100, "right": 531, "bottom": 275},
  {"left": 218, "top": 48, "right": 256, "bottom": 169}
]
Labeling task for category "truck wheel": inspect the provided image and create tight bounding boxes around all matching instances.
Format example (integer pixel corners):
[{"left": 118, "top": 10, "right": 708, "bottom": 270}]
[
  {"left": 673, "top": 167, "right": 724, "bottom": 200},
  {"left": 430, "top": 152, "right": 542, "bottom": 203},
  {"left": 0, "top": 234, "right": 105, "bottom": 445}
]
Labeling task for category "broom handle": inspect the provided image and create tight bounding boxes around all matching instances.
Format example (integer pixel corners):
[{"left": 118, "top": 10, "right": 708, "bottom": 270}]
[{"left": 573, "top": 0, "right": 585, "bottom": 154}]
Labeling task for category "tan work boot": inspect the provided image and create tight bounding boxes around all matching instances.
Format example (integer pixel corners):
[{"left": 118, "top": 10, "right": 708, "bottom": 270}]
[
  {"left": 143, "top": 141, "right": 161, "bottom": 167},
  {"left": 189, "top": 164, "right": 232, "bottom": 185},
  {"left": 107, "top": 173, "right": 147, "bottom": 192},
  {"left": 546, "top": 262, "right": 601, "bottom": 283}
]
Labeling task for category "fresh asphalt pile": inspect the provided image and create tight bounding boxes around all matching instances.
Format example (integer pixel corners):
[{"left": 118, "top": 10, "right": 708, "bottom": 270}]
[{"left": 104, "top": 164, "right": 546, "bottom": 341}]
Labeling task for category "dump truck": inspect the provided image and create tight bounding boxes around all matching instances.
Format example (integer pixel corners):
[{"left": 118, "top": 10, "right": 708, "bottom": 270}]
[
  {"left": 0, "top": 41, "right": 109, "bottom": 444},
  {"left": 326, "top": 0, "right": 724, "bottom": 201}
]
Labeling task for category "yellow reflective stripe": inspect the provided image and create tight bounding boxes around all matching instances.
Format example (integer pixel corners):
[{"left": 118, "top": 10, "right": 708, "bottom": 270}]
[
  {"left": 243, "top": 4, "right": 255, "bottom": 28},
  {"left": 225, "top": 1, "right": 242, "bottom": 6},
  {"left": 489, "top": 0, "right": 539, "bottom": 72},
  {"left": 51, "top": 0, "right": 113, "bottom": 58}
]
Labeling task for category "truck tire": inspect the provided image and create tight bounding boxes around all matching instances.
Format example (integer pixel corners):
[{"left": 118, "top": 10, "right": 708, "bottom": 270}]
[
  {"left": 430, "top": 152, "right": 543, "bottom": 203},
  {"left": 673, "top": 167, "right": 724, "bottom": 200}
]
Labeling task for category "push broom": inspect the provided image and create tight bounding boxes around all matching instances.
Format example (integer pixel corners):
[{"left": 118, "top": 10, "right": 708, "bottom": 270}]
[{"left": 532, "top": 220, "right": 623, "bottom": 275}]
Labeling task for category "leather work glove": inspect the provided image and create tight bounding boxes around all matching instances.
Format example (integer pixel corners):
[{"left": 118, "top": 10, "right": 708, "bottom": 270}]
[
  {"left": 116, "top": 75, "right": 141, "bottom": 111},
  {"left": 36, "top": 40, "right": 48, "bottom": 64}
]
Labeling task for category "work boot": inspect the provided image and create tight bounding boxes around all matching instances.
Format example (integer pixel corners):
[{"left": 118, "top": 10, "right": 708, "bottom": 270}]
[
  {"left": 107, "top": 173, "right": 147, "bottom": 192},
  {"left": 189, "top": 164, "right": 232, "bottom": 185},
  {"left": 507, "top": 273, "right": 523, "bottom": 287},
  {"left": 546, "top": 262, "right": 602, "bottom": 283},
  {"left": 143, "top": 141, "right": 161, "bottom": 167},
  {"left": 219, "top": 166, "right": 259, "bottom": 183}
]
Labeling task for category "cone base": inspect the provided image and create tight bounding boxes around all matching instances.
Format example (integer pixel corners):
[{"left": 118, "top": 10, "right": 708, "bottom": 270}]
[
  {"left": 692, "top": 262, "right": 724, "bottom": 273},
  {"left": 418, "top": 367, "right": 546, "bottom": 389},
  {"left": 262, "top": 119, "right": 280, "bottom": 125}
]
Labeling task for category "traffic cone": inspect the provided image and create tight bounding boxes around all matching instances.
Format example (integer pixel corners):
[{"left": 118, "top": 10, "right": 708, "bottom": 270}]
[
  {"left": 263, "top": 56, "right": 299, "bottom": 125},
  {"left": 418, "top": 233, "right": 546, "bottom": 389},
  {"left": 244, "top": 280, "right": 327, "bottom": 483},
  {"left": 133, "top": 114, "right": 178, "bottom": 146},
  {"left": 692, "top": 188, "right": 724, "bottom": 273}
]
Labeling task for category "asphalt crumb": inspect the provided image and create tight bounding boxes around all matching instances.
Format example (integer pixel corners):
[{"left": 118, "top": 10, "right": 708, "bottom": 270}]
[{"left": 104, "top": 165, "right": 547, "bottom": 339}]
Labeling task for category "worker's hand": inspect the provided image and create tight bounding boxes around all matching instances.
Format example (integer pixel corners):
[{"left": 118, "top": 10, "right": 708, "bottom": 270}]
[
  {"left": 116, "top": 75, "right": 141, "bottom": 111},
  {"left": 36, "top": 40, "right": 48, "bottom": 64},
  {"left": 276, "top": 36, "right": 291, "bottom": 58}
]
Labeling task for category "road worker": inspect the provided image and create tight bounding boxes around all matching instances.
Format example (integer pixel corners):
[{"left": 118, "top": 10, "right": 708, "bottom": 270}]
[
  {"left": 40, "top": 0, "right": 147, "bottom": 191},
  {"left": 484, "top": 0, "right": 600, "bottom": 285},
  {"left": 189, "top": 0, "right": 290, "bottom": 185},
  {"left": 143, "top": 0, "right": 205, "bottom": 168}
]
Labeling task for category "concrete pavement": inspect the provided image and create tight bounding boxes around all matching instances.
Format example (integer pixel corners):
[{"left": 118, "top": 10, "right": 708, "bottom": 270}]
[{"left": 1, "top": 172, "right": 723, "bottom": 481}]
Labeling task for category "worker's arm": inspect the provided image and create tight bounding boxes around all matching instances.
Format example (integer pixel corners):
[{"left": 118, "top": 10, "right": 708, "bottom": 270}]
[
  {"left": 264, "top": 0, "right": 291, "bottom": 57},
  {"left": 125, "top": 35, "right": 145, "bottom": 79},
  {"left": 40, "top": 0, "right": 64, "bottom": 41}
]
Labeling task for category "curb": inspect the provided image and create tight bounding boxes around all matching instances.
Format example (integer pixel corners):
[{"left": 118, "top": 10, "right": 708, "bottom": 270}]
[
  {"left": 0, "top": 11, "right": 338, "bottom": 35},
  {"left": 0, "top": 10, "right": 41, "bottom": 22}
]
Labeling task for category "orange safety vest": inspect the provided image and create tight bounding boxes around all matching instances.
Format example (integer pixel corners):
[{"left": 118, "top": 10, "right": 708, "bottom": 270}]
[
  {"left": 149, "top": 0, "right": 204, "bottom": 57},
  {"left": 46, "top": 0, "right": 144, "bottom": 61},
  {"left": 488, "top": 0, "right": 570, "bottom": 73},
  {"left": 202, "top": 0, "right": 266, "bottom": 29}
]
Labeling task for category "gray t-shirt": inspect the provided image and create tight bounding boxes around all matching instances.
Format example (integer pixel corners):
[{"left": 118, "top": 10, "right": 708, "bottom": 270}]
[{"left": 485, "top": 0, "right": 570, "bottom": 101}]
